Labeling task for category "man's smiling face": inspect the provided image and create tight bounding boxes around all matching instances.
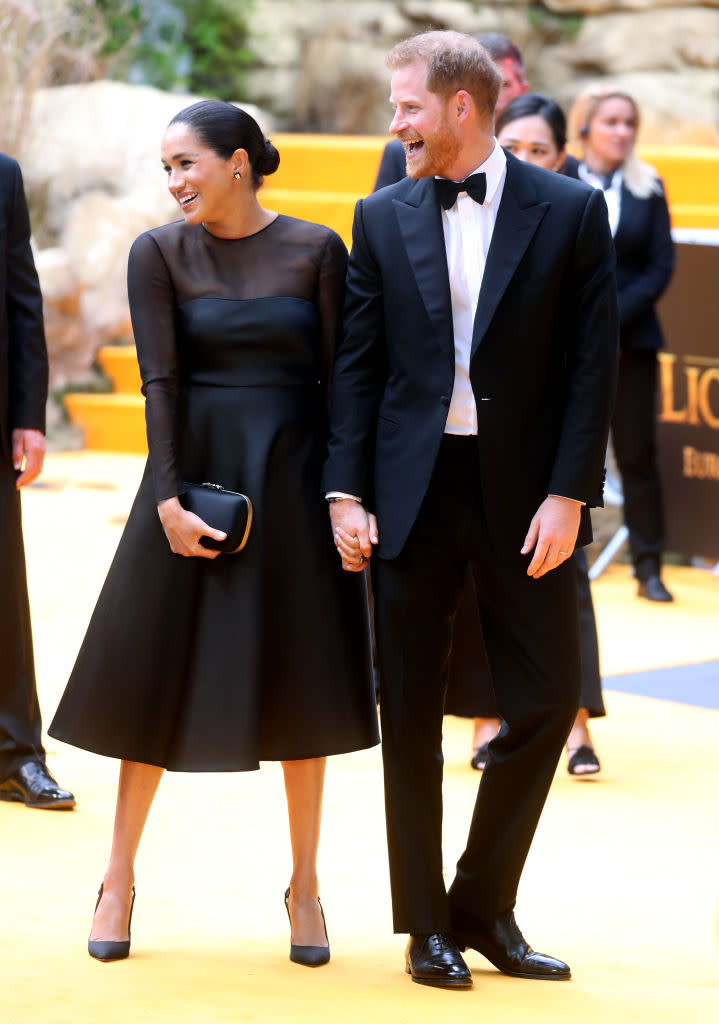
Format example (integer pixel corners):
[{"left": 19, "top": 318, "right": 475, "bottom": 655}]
[{"left": 389, "top": 61, "right": 461, "bottom": 179}]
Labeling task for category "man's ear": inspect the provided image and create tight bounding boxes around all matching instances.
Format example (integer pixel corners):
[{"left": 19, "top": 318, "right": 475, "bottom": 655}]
[{"left": 455, "top": 90, "right": 473, "bottom": 126}]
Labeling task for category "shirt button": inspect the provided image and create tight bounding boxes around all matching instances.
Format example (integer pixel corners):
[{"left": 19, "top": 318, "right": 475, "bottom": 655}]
[{"left": 440, "top": 396, "right": 450, "bottom": 406}]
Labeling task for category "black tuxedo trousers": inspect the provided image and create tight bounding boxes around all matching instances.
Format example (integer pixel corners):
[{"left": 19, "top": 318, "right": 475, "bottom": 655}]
[
  {"left": 372, "top": 435, "right": 580, "bottom": 933},
  {"left": 446, "top": 547, "right": 604, "bottom": 719},
  {"left": 0, "top": 461, "right": 44, "bottom": 779}
]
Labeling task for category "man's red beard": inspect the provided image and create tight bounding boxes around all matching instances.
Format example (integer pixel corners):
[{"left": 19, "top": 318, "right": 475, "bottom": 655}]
[{"left": 402, "top": 117, "right": 461, "bottom": 179}]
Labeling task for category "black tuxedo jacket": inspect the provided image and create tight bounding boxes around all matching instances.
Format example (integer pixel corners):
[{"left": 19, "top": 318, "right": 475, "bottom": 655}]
[
  {"left": 323, "top": 153, "right": 618, "bottom": 560},
  {"left": 564, "top": 161, "right": 674, "bottom": 351},
  {"left": 0, "top": 154, "right": 47, "bottom": 466}
]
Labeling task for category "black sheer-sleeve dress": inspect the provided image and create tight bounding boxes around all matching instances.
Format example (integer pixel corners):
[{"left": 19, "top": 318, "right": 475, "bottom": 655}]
[{"left": 49, "top": 215, "right": 380, "bottom": 771}]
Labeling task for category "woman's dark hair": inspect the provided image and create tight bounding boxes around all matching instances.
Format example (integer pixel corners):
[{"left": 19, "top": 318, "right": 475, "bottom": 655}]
[
  {"left": 496, "top": 92, "right": 567, "bottom": 152},
  {"left": 168, "top": 100, "right": 280, "bottom": 188}
]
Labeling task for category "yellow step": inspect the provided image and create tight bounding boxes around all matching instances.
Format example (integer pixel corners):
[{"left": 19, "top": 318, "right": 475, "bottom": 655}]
[
  {"left": 639, "top": 145, "right": 719, "bottom": 209},
  {"left": 64, "top": 393, "right": 147, "bottom": 453},
  {"left": 262, "top": 189, "right": 359, "bottom": 247},
  {"left": 267, "top": 133, "right": 387, "bottom": 194},
  {"left": 98, "top": 346, "right": 142, "bottom": 395},
  {"left": 638, "top": 146, "right": 719, "bottom": 230}
]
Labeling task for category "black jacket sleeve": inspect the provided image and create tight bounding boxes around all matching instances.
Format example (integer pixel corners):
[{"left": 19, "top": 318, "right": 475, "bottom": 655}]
[{"left": 5, "top": 158, "right": 48, "bottom": 432}]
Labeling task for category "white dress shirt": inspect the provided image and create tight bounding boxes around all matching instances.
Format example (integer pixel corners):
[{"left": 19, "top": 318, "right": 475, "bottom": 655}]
[
  {"left": 578, "top": 164, "right": 621, "bottom": 238},
  {"left": 441, "top": 141, "right": 507, "bottom": 435}
]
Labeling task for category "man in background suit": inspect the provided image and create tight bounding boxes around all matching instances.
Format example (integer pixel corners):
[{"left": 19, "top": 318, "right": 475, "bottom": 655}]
[
  {"left": 324, "top": 32, "right": 617, "bottom": 987},
  {"left": 374, "top": 31, "right": 529, "bottom": 190},
  {"left": 0, "top": 152, "right": 75, "bottom": 809}
]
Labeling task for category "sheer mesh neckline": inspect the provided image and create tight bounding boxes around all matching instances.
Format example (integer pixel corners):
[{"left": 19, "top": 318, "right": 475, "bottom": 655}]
[{"left": 199, "top": 212, "right": 282, "bottom": 243}]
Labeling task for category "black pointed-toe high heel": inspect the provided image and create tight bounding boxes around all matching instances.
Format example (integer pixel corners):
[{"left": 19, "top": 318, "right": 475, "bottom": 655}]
[
  {"left": 88, "top": 883, "right": 136, "bottom": 962},
  {"left": 284, "top": 887, "right": 330, "bottom": 967}
]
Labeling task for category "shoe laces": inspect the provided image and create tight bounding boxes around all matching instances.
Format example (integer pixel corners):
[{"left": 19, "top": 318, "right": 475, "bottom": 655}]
[{"left": 424, "top": 933, "right": 455, "bottom": 954}]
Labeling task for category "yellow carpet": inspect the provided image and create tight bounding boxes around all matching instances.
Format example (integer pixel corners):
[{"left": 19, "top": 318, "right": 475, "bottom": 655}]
[{"left": 4, "top": 452, "right": 718, "bottom": 1024}]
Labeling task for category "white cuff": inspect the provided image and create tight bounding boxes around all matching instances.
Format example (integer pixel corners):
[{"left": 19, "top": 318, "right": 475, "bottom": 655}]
[
  {"left": 549, "top": 493, "right": 586, "bottom": 507},
  {"left": 325, "top": 491, "right": 362, "bottom": 503}
]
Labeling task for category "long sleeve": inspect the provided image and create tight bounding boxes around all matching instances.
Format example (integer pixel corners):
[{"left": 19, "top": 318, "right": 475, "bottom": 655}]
[
  {"left": 322, "top": 198, "right": 387, "bottom": 505},
  {"left": 6, "top": 159, "right": 48, "bottom": 431},
  {"left": 315, "top": 230, "right": 348, "bottom": 411},
  {"left": 127, "top": 232, "right": 181, "bottom": 502},
  {"left": 618, "top": 183, "right": 674, "bottom": 331},
  {"left": 548, "top": 186, "right": 619, "bottom": 508}
]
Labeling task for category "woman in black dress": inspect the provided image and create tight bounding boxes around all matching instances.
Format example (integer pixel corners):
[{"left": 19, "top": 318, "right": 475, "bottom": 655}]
[
  {"left": 567, "top": 84, "right": 675, "bottom": 602},
  {"left": 452, "top": 94, "right": 607, "bottom": 776},
  {"left": 49, "top": 101, "right": 379, "bottom": 964}
]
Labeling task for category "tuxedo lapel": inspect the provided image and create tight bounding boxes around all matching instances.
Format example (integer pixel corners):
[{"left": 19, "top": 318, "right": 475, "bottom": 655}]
[
  {"left": 471, "top": 158, "right": 549, "bottom": 357},
  {"left": 392, "top": 179, "right": 452, "bottom": 336}
]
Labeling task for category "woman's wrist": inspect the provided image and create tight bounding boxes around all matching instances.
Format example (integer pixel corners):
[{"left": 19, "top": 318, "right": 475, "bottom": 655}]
[{"left": 157, "top": 496, "right": 182, "bottom": 522}]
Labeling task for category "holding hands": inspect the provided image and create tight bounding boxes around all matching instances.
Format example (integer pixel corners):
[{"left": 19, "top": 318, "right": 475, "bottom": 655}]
[{"left": 329, "top": 499, "right": 378, "bottom": 572}]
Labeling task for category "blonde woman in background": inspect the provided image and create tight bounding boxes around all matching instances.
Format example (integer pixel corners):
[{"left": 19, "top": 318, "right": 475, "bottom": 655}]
[{"left": 566, "top": 85, "right": 675, "bottom": 603}]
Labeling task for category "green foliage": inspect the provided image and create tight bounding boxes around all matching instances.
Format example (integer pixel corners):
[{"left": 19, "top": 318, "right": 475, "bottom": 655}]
[
  {"left": 182, "top": 0, "right": 255, "bottom": 100},
  {"left": 95, "top": 0, "right": 256, "bottom": 100},
  {"left": 528, "top": 4, "right": 584, "bottom": 43},
  {"left": 94, "top": 0, "right": 144, "bottom": 59}
]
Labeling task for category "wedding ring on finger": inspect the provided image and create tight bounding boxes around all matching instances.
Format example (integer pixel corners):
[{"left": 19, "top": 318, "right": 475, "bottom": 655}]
[{"left": 559, "top": 549, "right": 568, "bottom": 555}]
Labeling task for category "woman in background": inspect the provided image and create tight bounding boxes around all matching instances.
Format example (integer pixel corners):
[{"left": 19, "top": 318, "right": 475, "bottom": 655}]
[{"left": 567, "top": 84, "right": 675, "bottom": 603}]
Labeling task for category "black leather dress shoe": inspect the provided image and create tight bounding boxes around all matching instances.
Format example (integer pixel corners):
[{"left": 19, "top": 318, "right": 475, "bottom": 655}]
[
  {"left": 453, "top": 911, "right": 571, "bottom": 980},
  {"left": 0, "top": 759, "right": 75, "bottom": 809},
  {"left": 405, "top": 933, "right": 472, "bottom": 988},
  {"left": 637, "top": 575, "right": 674, "bottom": 602}
]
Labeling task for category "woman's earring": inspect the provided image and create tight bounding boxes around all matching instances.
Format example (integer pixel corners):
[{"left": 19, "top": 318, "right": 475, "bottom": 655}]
[{"left": 234, "top": 171, "right": 241, "bottom": 180}]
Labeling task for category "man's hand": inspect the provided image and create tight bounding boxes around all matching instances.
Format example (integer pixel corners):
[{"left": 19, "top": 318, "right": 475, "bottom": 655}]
[
  {"left": 521, "top": 495, "right": 581, "bottom": 579},
  {"left": 329, "top": 499, "right": 379, "bottom": 571},
  {"left": 12, "top": 428, "right": 45, "bottom": 488}
]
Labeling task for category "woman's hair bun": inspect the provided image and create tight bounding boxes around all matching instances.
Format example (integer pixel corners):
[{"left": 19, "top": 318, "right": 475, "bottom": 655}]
[{"left": 258, "top": 139, "right": 280, "bottom": 177}]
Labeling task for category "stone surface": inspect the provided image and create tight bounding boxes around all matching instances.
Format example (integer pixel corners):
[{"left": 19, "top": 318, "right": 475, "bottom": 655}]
[
  {"left": 34, "top": 247, "right": 91, "bottom": 389},
  {"left": 570, "top": 10, "right": 719, "bottom": 73},
  {"left": 543, "top": 0, "right": 718, "bottom": 11},
  {"left": 244, "top": 1, "right": 719, "bottom": 142},
  {"left": 262, "top": 1, "right": 532, "bottom": 133},
  {"left": 538, "top": 64, "right": 719, "bottom": 144}
]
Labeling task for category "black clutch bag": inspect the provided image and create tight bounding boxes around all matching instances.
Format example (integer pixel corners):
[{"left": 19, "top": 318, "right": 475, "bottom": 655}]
[{"left": 179, "top": 482, "right": 253, "bottom": 553}]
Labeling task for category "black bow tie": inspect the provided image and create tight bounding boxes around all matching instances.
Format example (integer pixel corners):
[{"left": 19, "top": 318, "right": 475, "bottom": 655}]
[{"left": 435, "top": 172, "right": 487, "bottom": 210}]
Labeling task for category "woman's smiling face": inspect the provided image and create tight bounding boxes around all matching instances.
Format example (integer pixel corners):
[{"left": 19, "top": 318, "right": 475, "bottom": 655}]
[{"left": 161, "top": 122, "right": 237, "bottom": 226}]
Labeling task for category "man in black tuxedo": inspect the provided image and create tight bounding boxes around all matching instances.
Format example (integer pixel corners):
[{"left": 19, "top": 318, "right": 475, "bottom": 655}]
[
  {"left": 0, "top": 152, "right": 75, "bottom": 810},
  {"left": 323, "top": 32, "right": 617, "bottom": 987}
]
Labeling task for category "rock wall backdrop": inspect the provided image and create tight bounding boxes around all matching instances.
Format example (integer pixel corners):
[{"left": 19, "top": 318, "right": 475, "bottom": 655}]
[{"left": 244, "top": 0, "right": 718, "bottom": 143}]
